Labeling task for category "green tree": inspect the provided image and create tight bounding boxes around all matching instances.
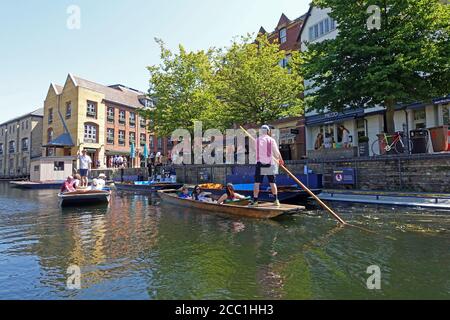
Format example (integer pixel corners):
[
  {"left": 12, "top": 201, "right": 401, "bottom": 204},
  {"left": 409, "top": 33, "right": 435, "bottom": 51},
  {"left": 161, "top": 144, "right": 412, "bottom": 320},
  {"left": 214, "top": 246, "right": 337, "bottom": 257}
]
[
  {"left": 141, "top": 39, "right": 220, "bottom": 137},
  {"left": 214, "top": 35, "right": 304, "bottom": 127},
  {"left": 302, "top": 0, "right": 450, "bottom": 133}
]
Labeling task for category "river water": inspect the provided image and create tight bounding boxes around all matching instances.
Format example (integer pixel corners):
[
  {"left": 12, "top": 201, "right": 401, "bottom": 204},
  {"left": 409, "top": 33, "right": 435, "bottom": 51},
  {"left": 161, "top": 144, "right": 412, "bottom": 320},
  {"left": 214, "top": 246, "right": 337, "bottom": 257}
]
[{"left": 0, "top": 181, "right": 449, "bottom": 300}]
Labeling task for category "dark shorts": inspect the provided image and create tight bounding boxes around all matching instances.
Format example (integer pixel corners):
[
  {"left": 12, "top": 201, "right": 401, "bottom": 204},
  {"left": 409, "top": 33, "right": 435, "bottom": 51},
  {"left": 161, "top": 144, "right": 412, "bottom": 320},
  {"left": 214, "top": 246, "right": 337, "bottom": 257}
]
[
  {"left": 79, "top": 169, "right": 89, "bottom": 177},
  {"left": 255, "top": 162, "right": 275, "bottom": 184}
]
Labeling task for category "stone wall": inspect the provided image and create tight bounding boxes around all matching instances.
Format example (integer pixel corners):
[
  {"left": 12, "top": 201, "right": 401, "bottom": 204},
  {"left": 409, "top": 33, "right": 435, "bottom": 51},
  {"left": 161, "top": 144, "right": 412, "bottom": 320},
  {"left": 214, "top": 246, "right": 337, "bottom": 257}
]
[{"left": 172, "top": 153, "right": 450, "bottom": 193}]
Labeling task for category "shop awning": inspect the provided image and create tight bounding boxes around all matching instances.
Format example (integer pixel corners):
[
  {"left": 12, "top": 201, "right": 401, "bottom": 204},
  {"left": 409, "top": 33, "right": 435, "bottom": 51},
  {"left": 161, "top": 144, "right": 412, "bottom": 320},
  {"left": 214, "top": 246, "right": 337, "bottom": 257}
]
[
  {"left": 433, "top": 95, "right": 450, "bottom": 105},
  {"left": 43, "top": 133, "right": 75, "bottom": 148},
  {"left": 306, "top": 109, "right": 364, "bottom": 126}
]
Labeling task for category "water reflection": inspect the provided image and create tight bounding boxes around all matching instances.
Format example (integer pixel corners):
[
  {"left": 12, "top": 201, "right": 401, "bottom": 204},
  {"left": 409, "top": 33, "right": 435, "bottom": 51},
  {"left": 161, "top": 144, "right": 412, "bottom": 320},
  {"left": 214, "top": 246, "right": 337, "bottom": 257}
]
[{"left": 0, "top": 182, "right": 450, "bottom": 299}]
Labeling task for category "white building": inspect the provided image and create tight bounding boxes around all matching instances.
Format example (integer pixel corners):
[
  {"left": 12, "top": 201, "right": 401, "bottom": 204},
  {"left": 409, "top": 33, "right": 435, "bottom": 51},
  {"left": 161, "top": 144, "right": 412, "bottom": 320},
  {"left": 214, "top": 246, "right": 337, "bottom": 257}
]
[{"left": 299, "top": 5, "right": 450, "bottom": 156}]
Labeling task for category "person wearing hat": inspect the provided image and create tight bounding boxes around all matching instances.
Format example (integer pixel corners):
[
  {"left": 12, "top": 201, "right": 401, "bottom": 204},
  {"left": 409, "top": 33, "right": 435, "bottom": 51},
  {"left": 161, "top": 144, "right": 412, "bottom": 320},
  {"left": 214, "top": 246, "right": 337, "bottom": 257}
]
[
  {"left": 78, "top": 149, "right": 92, "bottom": 187},
  {"left": 252, "top": 125, "right": 284, "bottom": 207}
]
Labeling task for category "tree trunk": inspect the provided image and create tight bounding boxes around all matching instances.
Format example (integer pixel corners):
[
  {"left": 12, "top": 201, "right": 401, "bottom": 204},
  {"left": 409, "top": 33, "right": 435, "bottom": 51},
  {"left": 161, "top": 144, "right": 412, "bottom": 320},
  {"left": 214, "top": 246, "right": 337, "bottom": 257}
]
[{"left": 385, "top": 99, "right": 396, "bottom": 134}]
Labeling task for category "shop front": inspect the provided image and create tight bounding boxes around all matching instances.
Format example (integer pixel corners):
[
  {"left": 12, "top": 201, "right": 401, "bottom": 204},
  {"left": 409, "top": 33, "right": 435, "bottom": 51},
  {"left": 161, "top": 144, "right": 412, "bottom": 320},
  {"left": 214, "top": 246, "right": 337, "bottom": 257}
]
[{"left": 305, "top": 109, "right": 365, "bottom": 159}]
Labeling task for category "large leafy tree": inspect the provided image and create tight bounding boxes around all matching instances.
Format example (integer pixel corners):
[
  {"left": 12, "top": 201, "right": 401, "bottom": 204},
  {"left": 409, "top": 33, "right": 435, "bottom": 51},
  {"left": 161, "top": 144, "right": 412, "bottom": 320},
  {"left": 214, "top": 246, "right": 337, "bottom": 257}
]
[
  {"left": 142, "top": 39, "right": 220, "bottom": 137},
  {"left": 214, "top": 35, "right": 304, "bottom": 127},
  {"left": 302, "top": 0, "right": 450, "bottom": 133}
]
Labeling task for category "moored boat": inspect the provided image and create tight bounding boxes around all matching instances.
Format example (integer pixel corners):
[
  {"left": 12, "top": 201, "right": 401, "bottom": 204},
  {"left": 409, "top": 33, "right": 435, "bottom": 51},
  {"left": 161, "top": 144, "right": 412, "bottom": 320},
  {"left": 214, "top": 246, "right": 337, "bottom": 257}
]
[
  {"left": 158, "top": 190, "right": 304, "bottom": 219},
  {"left": 58, "top": 189, "right": 111, "bottom": 207},
  {"left": 115, "top": 181, "right": 183, "bottom": 192}
]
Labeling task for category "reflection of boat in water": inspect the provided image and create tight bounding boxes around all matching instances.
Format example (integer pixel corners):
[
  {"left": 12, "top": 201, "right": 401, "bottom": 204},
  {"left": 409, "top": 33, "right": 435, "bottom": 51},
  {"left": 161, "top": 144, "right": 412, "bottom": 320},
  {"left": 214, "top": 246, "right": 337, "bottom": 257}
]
[
  {"left": 194, "top": 183, "right": 321, "bottom": 204},
  {"left": 115, "top": 181, "right": 183, "bottom": 192},
  {"left": 58, "top": 189, "right": 111, "bottom": 207},
  {"left": 158, "top": 190, "right": 304, "bottom": 219}
]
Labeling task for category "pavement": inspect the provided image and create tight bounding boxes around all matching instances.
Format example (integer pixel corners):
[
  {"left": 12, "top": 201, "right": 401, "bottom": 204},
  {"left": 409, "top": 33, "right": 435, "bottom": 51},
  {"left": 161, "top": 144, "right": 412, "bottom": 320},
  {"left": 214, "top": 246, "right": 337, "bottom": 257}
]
[{"left": 319, "top": 189, "right": 450, "bottom": 209}]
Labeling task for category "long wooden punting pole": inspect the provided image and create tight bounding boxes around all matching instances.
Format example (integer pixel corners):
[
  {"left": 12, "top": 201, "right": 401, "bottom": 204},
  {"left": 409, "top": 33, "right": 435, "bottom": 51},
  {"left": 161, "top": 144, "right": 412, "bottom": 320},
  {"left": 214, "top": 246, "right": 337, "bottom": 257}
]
[{"left": 240, "top": 126, "right": 347, "bottom": 226}]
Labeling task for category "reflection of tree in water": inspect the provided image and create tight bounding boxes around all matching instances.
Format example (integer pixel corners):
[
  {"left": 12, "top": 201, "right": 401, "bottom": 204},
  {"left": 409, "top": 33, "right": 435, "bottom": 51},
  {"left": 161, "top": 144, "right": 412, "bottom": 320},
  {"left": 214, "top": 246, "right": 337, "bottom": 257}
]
[{"left": 29, "top": 193, "right": 161, "bottom": 293}]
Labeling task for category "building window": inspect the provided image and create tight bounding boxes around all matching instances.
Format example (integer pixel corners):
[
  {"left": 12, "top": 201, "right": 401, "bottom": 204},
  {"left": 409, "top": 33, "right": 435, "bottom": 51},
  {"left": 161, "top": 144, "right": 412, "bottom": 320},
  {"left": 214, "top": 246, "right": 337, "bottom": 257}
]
[
  {"left": 279, "top": 28, "right": 287, "bottom": 44},
  {"left": 34, "top": 165, "right": 40, "bottom": 172},
  {"left": 26, "top": 120, "right": 29, "bottom": 130},
  {"left": 84, "top": 123, "right": 98, "bottom": 143},
  {"left": 107, "top": 107, "right": 115, "bottom": 122},
  {"left": 66, "top": 102, "right": 72, "bottom": 119},
  {"left": 413, "top": 110, "right": 426, "bottom": 129},
  {"left": 157, "top": 137, "right": 163, "bottom": 150},
  {"left": 129, "top": 132, "right": 136, "bottom": 144},
  {"left": 442, "top": 104, "right": 450, "bottom": 125},
  {"left": 22, "top": 138, "right": 29, "bottom": 151},
  {"left": 324, "top": 18, "right": 330, "bottom": 33},
  {"left": 54, "top": 162, "right": 65, "bottom": 171},
  {"left": 129, "top": 112, "right": 136, "bottom": 127},
  {"left": 47, "top": 128, "right": 54, "bottom": 143},
  {"left": 140, "top": 133, "right": 146, "bottom": 146},
  {"left": 118, "top": 130, "right": 126, "bottom": 146},
  {"left": 86, "top": 101, "right": 97, "bottom": 118},
  {"left": 140, "top": 118, "right": 147, "bottom": 128},
  {"left": 0, "top": 143, "right": 3, "bottom": 155},
  {"left": 22, "top": 157, "right": 27, "bottom": 171},
  {"left": 149, "top": 136, "right": 155, "bottom": 149},
  {"left": 107, "top": 128, "right": 115, "bottom": 144},
  {"left": 119, "top": 110, "right": 126, "bottom": 124},
  {"left": 309, "top": 17, "right": 336, "bottom": 41},
  {"left": 330, "top": 18, "right": 336, "bottom": 30},
  {"left": 48, "top": 108, "right": 53, "bottom": 124},
  {"left": 9, "top": 141, "right": 16, "bottom": 153},
  {"left": 9, "top": 158, "right": 14, "bottom": 171}
]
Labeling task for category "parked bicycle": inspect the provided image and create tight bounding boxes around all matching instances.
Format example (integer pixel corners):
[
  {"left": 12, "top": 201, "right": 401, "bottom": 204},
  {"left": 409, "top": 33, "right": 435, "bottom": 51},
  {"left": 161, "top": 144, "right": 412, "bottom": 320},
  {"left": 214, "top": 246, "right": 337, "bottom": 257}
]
[{"left": 371, "top": 132, "right": 413, "bottom": 156}]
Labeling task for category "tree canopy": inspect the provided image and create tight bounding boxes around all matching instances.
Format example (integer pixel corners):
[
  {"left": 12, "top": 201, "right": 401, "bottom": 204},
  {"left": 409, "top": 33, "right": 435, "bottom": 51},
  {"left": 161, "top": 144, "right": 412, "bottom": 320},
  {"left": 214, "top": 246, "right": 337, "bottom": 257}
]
[
  {"left": 302, "top": 0, "right": 450, "bottom": 133},
  {"left": 142, "top": 35, "right": 304, "bottom": 136}
]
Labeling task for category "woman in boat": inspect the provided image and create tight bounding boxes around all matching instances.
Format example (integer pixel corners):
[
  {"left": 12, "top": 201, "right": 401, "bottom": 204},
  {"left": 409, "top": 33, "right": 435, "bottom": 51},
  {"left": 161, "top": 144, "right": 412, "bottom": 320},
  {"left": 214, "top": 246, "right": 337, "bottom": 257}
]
[
  {"left": 217, "top": 183, "right": 247, "bottom": 205},
  {"left": 61, "top": 176, "right": 76, "bottom": 193},
  {"left": 191, "top": 186, "right": 212, "bottom": 202}
]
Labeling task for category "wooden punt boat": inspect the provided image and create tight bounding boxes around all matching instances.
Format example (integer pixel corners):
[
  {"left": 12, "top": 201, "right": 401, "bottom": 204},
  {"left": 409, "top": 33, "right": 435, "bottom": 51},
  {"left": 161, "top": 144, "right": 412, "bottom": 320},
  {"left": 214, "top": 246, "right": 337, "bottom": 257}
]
[
  {"left": 58, "top": 189, "right": 111, "bottom": 207},
  {"left": 195, "top": 184, "right": 321, "bottom": 204},
  {"left": 115, "top": 182, "right": 183, "bottom": 192},
  {"left": 158, "top": 190, "right": 305, "bottom": 219}
]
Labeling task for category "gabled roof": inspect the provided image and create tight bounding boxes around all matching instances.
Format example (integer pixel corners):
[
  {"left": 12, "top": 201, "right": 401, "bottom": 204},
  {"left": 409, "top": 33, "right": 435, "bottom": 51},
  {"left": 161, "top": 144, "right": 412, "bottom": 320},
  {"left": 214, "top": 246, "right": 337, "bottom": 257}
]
[
  {"left": 276, "top": 13, "right": 291, "bottom": 29},
  {"left": 258, "top": 26, "right": 267, "bottom": 35}
]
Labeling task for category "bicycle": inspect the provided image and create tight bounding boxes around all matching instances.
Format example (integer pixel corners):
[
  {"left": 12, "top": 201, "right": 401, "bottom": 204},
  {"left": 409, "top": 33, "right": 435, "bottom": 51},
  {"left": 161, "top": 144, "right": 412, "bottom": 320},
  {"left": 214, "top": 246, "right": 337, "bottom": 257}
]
[{"left": 371, "top": 132, "right": 413, "bottom": 156}]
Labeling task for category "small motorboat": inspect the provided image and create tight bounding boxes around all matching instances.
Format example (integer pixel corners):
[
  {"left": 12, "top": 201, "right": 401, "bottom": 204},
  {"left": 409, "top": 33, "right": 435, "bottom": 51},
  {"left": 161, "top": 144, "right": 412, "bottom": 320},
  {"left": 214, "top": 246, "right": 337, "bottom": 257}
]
[
  {"left": 158, "top": 190, "right": 304, "bottom": 219},
  {"left": 115, "top": 181, "right": 183, "bottom": 192},
  {"left": 58, "top": 189, "right": 111, "bottom": 207}
]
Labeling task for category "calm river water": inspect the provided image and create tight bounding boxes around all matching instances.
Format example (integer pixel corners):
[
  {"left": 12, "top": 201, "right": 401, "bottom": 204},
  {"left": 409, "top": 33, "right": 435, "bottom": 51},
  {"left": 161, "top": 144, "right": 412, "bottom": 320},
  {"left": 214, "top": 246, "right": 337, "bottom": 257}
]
[{"left": 0, "top": 181, "right": 449, "bottom": 300}]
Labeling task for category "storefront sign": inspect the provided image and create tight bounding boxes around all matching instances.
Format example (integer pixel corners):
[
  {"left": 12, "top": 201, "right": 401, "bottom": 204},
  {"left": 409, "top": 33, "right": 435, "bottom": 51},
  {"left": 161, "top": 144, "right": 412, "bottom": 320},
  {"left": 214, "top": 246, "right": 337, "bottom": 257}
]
[
  {"left": 306, "top": 109, "right": 365, "bottom": 126},
  {"left": 333, "top": 169, "right": 355, "bottom": 185}
]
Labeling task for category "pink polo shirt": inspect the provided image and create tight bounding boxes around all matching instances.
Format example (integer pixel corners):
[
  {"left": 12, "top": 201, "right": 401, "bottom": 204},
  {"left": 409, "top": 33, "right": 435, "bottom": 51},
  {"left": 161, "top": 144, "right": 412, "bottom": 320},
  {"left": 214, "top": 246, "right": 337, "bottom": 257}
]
[{"left": 256, "top": 134, "right": 280, "bottom": 165}]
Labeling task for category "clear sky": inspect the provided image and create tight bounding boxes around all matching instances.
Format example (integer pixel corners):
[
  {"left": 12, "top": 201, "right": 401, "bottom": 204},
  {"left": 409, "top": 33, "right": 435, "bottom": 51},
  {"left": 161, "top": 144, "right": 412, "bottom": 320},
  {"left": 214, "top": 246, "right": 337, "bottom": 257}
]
[{"left": 0, "top": 0, "right": 310, "bottom": 123}]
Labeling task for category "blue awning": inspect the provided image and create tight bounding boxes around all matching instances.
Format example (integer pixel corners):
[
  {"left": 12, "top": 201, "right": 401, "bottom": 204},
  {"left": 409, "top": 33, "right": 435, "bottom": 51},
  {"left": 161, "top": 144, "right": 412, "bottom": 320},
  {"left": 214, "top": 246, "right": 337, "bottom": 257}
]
[
  {"left": 433, "top": 95, "right": 450, "bottom": 105},
  {"left": 43, "top": 133, "right": 75, "bottom": 148},
  {"left": 306, "top": 109, "right": 365, "bottom": 126}
]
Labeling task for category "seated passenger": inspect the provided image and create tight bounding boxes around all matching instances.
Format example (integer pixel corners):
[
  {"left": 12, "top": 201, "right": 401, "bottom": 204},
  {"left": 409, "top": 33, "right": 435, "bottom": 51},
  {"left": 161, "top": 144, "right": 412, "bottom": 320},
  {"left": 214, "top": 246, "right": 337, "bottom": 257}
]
[
  {"left": 72, "top": 174, "right": 82, "bottom": 189},
  {"left": 97, "top": 174, "right": 107, "bottom": 189},
  {"left": 191, "top": 186, "right": 212, "bottom": 202},
  {"left": 179, "top": 187, "right": 191, "bottom": 199},
  {"left": 217, "top": 183, "right": 247, "bottom": 205},
  {"left": 91, "top": 179, "right": 104, "bottom": 191},
  {"left": 61, "top": 176, "right": 76, "bottom": 193}
]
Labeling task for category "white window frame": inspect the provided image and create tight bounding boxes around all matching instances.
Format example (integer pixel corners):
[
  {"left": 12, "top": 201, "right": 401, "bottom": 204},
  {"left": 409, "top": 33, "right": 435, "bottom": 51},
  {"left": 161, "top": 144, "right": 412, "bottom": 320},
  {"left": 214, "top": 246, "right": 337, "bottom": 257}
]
[
  {"left": 84, "top": 124, "right": 98, "bottom": 143},
  {"left": 279, "top": 28, "right": 287, "bottom": 44}
]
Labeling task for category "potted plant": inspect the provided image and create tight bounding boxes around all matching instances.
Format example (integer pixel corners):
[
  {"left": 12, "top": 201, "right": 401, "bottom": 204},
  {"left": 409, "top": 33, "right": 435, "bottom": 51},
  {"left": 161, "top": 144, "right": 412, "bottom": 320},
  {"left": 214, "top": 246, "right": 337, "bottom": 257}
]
[{"left": 358, "top": 136, "right": 370, "bottom": 157}]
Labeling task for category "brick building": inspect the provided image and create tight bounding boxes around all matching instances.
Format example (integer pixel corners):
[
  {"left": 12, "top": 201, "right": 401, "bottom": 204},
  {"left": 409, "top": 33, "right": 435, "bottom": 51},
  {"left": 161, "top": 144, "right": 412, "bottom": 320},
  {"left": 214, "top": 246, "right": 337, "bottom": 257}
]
[{"left": 43, "top": 74, "right": 170, "bottom": 169}]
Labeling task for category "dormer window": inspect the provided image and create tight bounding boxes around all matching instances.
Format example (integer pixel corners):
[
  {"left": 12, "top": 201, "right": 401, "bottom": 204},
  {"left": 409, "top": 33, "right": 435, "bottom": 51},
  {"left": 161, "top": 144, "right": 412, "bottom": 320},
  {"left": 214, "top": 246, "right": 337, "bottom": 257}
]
[{"left": 279, "top": 28, "right": 287, "bottom": 44}]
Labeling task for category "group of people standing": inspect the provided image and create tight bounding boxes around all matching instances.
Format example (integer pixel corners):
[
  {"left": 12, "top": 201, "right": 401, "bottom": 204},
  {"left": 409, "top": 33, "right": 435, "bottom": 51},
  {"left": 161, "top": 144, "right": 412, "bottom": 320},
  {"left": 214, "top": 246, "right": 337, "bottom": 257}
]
[{"left": 314, "top": 125, "right": 351, "bottom": 150}]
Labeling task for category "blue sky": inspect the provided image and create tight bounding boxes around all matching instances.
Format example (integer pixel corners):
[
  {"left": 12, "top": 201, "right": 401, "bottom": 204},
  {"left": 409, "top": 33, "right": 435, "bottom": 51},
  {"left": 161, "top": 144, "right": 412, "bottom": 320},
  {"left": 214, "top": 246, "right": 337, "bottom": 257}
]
[{"left": 0, "top": 0, "right": 310, "bottom": 123}]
